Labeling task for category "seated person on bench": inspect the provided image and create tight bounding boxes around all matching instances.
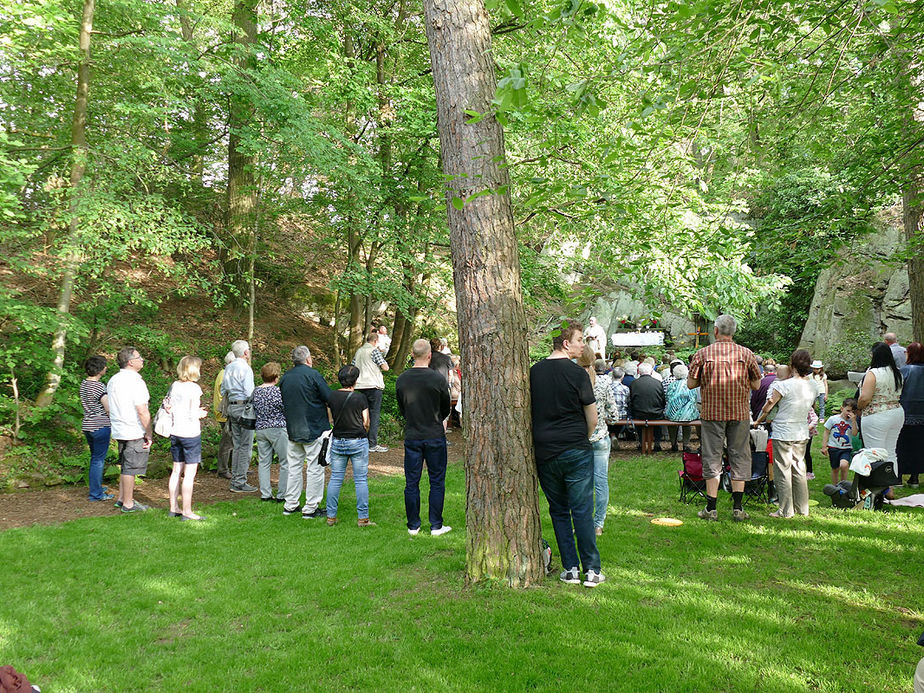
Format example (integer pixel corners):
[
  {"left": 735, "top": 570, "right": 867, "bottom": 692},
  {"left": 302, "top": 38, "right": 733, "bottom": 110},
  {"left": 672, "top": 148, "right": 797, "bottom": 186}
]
[{"left": 629, "top": 362, "right": 666, "bottom": 451}]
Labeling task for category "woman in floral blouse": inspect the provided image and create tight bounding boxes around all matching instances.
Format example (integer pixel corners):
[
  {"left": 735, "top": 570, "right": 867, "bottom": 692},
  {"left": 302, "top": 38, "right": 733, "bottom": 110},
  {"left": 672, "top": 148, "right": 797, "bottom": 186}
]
[
  {"left": 252, "top": 362, "right": 289, "bottom": 502},
  {"left": 578, "top": 346, "right": 618, "bottom": 536}
]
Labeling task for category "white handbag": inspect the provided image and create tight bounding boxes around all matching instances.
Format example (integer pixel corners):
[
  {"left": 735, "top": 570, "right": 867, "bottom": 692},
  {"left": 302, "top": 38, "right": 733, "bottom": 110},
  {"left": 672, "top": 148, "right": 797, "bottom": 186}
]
[
  {"left": 153, "top": 385, "right": 175, "bottom": 438},
  {"left": 849, "top": 448, "right": 887, "bottom": 477}
]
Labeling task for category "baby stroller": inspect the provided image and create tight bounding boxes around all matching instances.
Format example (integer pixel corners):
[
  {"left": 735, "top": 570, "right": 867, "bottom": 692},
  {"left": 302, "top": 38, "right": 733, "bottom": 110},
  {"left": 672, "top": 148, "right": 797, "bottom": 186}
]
[{"left": 823, "top": 455, "right": 899, "bottom": 510}]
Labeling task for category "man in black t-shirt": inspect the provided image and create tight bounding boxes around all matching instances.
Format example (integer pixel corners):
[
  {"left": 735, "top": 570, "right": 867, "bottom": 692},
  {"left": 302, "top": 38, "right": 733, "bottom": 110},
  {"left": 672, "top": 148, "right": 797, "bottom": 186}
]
[
  {"left": 530, "top": 320, "right": 604, "bottom": 588},
  {"left": 396, "top": 339, "right": 452, "bottom": 536}
]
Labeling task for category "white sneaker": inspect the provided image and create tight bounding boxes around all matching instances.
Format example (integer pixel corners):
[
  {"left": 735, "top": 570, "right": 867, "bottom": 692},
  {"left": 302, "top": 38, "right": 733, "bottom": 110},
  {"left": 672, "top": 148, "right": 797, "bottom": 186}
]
[
  {"left": 431, "top": 525, "right": 452, "bottom": 536},
  {"left": 408, "top": 528, "right": 420, "bottom": 536},
  {"left": 559, "top": 567, "right": 581, "bottom": 584},
  {"left": 583, "top": 570, "right": 606, "bottom": 588},
  {"left": 371, "top": 445, "right": 389, "bottom": 453}
]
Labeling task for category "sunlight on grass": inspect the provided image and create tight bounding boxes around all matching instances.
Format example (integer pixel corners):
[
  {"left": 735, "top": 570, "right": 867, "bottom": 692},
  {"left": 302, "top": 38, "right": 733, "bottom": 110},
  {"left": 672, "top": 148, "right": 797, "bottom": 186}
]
[{"left": 0, "top": 453, "right": 922, "bottom": 692}]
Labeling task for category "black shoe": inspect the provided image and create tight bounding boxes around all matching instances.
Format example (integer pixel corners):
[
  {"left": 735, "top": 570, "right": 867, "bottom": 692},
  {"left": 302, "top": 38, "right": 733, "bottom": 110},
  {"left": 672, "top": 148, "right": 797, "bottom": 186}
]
[
  {"left": 217, "top": 471, "right": 232, "bottom": 479},
  {"left": 168, "top": 511, "right": 182, "bottom": 517},
  {"left": 653, "top": 445, "right": 662, "bottom": 452},
  {"left": 302, "top": 508, "right": 325, "bottom": 519},
  {"left": 274, "top": 497, "right": 286, "bottom": 503},
  {"left": 260, "top": 497, "right": 274, "bottom": 502},
  {"left": 670, "top": 445, "right": 679, "bottom": 453},
  {"left": 283, "top": 505, "right": 303, "bottom": 516}
]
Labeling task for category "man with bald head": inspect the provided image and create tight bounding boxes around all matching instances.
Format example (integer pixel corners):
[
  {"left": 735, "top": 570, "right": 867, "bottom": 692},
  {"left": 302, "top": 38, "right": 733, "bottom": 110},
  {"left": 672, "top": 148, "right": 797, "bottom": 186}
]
[
  {"left": 884, "top": 332, "right": 907, "bottom": 368},
  {"left": 396, "top": 339, "right": 452, "bottom": 536}
]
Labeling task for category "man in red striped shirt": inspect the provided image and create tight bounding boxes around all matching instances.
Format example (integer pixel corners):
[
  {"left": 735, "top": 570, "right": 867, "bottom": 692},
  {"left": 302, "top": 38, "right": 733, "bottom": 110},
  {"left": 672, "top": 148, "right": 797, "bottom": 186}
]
[{"left": 687, "top": 314, "right": 762, "bottom": 521}]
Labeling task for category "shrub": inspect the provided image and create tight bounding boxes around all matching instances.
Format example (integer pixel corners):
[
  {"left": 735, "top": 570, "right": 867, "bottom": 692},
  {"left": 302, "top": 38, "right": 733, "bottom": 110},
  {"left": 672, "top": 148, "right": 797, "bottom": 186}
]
[{"left": 824, "top": 330, "right": 873, "bottom": 379}]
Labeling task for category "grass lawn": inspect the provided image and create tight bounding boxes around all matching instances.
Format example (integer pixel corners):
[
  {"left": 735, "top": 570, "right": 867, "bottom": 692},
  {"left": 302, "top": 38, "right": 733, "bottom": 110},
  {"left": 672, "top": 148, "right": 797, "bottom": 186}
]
[{"left": 1, "top": 448, "right": 922, "bottom": 692}]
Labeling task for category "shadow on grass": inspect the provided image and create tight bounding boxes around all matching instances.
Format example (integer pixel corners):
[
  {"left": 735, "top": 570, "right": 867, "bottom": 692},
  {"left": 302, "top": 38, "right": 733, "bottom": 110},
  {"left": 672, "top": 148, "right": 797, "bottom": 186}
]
[{"left": 0, "top": 454, "right": 921, "bottom": 692}]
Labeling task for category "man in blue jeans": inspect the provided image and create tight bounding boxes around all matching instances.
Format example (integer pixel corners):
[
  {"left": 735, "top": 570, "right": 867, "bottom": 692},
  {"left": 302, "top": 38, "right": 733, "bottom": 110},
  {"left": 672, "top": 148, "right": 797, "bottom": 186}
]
[
  {"left": 530, "top": 320, "right": 604, "bottom": 587},
  {"left": 396, "top": 339, "right": 452, "bottom": 536}
]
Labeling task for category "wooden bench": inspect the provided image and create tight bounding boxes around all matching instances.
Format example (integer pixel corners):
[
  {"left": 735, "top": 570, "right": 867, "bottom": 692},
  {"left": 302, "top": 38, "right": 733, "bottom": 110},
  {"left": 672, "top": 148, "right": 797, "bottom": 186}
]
[{"left": 613, "top": 419, "right": 702, "bottom": 454}]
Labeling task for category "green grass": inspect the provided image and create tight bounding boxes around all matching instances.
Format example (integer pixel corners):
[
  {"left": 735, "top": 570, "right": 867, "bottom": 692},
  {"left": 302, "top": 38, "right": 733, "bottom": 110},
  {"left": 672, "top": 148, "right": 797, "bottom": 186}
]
[{"left": 1, "top": 449, "right": 922, "bottom": 692}]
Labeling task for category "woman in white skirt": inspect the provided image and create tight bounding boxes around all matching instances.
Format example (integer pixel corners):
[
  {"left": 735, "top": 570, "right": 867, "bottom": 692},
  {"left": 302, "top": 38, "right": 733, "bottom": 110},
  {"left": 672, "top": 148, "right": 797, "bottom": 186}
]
[
  {"left": 754, "top": 349, "right": 816, "bottom": 518},
  {"left": 858, "top": 342, "right": 904, "bottom": 465}
]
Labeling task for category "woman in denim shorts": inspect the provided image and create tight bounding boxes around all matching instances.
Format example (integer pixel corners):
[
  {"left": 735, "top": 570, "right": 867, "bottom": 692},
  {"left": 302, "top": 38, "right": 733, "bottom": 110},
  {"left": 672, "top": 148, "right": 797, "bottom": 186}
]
[{"left": 167, "top": 356, "right": 209, "bottom": 520}]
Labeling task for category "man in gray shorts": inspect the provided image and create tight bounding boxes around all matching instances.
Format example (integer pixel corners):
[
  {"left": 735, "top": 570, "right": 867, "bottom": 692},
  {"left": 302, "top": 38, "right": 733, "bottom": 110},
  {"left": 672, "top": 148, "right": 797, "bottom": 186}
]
[
  {"left": 106, "top": 346, "right": 153, "bottom": 513},
  {"left": 687, "top": 315, "right": 761, "bottom": 521}
]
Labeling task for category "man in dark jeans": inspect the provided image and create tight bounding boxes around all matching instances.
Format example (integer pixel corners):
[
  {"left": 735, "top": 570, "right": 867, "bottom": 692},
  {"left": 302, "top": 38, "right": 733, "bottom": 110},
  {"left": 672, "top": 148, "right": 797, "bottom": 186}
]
[
  {"left": 530, "top": 320, "right": 604, "bottom": 588},
  {"left": 396, "top": 339, "right": 452, "bottom": 536}
]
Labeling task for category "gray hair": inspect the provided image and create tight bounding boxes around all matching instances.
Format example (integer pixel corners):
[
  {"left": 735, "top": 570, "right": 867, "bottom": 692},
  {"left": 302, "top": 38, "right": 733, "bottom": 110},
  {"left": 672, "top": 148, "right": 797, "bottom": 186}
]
[
  {"left": 224, "top": 351, "right": 236, "bottom": 365},
  {"left": 764, "top": 363, "right": 777, "bottom": 373},
  {"left": 117, "top": 346, "right": 138, "bottom": 369},
  {"left": 611, "top": 367, "right": 625, "bottom": 381},
  {"left": 231, "top": 340, "right": 250, "bottom": 358},
  {"left": 624, "top": 362, "right": 638, "bottom": 377},
  {"left": 594, "top": 359, "right": 607, "bottom": 374},
  {"left": 714, "top": 314, "right": 737, "bottom": 337},
  {"left": 292, "top": 345, "right": 310, "bottom": 364},
  {"left": 884, "top": 332, "right": 897, "bottom": 344},
  {"left": 672, "top": 363, "right": 689, "bottom": 380},
  {"left": 638, "top": 362, "right": 653, "bottom": 376},
  {"left": 411, "top": 339, "right": 431, "bottom": 359}
]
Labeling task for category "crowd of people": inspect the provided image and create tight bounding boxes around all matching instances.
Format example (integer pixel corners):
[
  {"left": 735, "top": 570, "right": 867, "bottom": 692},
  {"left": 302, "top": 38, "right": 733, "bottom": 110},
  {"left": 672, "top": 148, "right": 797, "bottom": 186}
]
[
  {"left": 76, "top": 315, "right": 923, "bottom": 588},
  {"left": 575, "top": 317, "right": 923, "bottom": 522},
  {"left": 78, "top": 332, "right": 459, "bottom": 531}
]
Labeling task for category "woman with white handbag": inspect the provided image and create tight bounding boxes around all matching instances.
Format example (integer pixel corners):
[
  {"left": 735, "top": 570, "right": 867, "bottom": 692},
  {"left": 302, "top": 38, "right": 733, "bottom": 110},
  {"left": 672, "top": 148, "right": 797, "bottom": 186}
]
[{"left": 165, "top": 356, "right": 209, "bottom": 520}]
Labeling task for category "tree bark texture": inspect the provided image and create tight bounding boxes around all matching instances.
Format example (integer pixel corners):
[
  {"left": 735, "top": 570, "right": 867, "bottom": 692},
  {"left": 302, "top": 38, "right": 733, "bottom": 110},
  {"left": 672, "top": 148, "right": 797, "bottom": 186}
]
[
  {"left": 904, "top": 176, "right": 924, "bottom": 342},
  {"left": 225, "top": 0, "right": 257, "bottom": 303},
  {"left": 35, "top": 0, "right": 94, "bottom": 407},
  {"left": 423, "top": 0, "right": 542, "bottom": 586}
]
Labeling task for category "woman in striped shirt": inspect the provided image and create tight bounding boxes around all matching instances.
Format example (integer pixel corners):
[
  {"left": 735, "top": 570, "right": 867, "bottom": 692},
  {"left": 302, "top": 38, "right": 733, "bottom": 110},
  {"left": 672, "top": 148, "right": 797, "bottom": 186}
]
[{"left": 80, "top": 356, "right": 112, "bottom": 501}]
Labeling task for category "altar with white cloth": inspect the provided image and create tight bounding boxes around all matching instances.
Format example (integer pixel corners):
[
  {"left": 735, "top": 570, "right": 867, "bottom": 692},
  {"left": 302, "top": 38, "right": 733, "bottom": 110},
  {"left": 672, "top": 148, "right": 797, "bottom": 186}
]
[{"left": 610, "top": 331, "right": 665, "bottom": 347}]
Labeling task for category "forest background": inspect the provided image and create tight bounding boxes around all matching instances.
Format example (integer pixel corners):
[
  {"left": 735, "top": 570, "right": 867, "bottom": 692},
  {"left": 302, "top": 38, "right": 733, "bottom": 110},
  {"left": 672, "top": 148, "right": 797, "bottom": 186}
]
[{"left": 0, "top": 0, "right": 922, "bottom": 490}]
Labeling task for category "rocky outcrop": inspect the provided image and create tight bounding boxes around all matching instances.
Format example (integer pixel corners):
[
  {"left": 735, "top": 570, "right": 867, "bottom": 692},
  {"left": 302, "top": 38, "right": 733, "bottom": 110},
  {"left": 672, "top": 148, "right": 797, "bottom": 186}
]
[
  {"left": 587, "top": 289, "right": 699, "bottom": 348},
  {"left": 799, "top": 222, "right": 912, "bottom": 376}
]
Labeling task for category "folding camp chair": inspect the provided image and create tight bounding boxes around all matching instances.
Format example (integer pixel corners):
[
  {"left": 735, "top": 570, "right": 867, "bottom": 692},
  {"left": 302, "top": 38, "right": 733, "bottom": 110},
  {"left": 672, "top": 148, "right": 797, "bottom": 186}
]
[
  {"left": 678, "top": 452, "right": 707, "bottom": 503},
  {"left": 743, "top": 450, "right": 770, "bottom": 505},
  {"left": 743, "top": 427, "right": 770, "bottom": 505}
]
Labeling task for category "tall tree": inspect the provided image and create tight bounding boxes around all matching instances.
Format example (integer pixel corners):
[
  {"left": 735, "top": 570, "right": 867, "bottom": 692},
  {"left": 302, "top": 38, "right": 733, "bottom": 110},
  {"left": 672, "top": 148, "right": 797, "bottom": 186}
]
[
  {"left": 34, "top": 0, "right": 94, "bottom": 407},
  {"left": 226, "top": 0, "right": 258, "bottom": 306},
  {"left": 422, "top": 0, "right": 542, "bottom": 586}
]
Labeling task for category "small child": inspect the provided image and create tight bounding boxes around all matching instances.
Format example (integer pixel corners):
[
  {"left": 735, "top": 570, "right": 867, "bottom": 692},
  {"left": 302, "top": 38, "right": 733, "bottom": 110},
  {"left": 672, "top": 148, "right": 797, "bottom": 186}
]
[{"left": 821, "top": 398, "right": 859, "bottom": 484}]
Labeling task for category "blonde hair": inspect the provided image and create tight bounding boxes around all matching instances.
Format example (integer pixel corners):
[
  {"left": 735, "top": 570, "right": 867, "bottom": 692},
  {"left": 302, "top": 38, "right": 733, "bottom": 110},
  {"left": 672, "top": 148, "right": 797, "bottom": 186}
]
[
  {"left": 261, "top": 361, "right": 281, "bottom": 383},
  {"left": 177, "top": 355, "right": 202, "bottom": 382},
  {"left": 577, "top": 345, "right": 596, "bottom": 386}
]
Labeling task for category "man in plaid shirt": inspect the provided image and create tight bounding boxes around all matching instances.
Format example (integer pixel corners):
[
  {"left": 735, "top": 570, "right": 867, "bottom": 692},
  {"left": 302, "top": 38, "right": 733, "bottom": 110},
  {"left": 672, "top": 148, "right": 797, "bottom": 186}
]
[{"left": 687, "top": 315, "right": 761, "bottom": 521}]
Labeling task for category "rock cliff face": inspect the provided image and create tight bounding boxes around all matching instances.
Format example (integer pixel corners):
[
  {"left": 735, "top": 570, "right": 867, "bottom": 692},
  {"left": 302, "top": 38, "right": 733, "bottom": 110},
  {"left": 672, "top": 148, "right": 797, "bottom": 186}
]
[
  {"left": 587, "top": 289, "right": 699, "bottom": 348},
  {"left": 799, "top": 223, "right": 912, "bottom": 375}
]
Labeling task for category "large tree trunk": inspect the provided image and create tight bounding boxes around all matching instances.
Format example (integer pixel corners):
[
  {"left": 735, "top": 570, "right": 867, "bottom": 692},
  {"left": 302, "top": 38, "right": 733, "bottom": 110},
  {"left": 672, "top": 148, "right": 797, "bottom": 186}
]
[
  {"left": 422, "top": 0, "right": 542, "bottom": 587},
  {"left": 225, "top": 0, "right": 257, "bottom": 304},
  {"left": 904, "top": 176, "right": 924, "bottom": 342},
  {"left": 35, "top": 0, "right": 95, "bottom": 408}
]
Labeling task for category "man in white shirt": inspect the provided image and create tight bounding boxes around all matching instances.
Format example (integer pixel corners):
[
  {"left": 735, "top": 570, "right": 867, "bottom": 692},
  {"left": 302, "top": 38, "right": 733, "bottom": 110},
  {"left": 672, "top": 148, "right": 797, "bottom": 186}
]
[
  {"left": 377, "top": 325, "right": 392, "bottom": 355},
  {"left": 884, "top": 332, "right": 907, "bottom": 368},
  {"left": 107, "top": 346, "right": 152, "bottom": 513},
  {"left": 353, "top": 331, "right": 390, "bottom": 452},
  {"left": 221, "top": 339, "right": 257, "bottom": 492}
]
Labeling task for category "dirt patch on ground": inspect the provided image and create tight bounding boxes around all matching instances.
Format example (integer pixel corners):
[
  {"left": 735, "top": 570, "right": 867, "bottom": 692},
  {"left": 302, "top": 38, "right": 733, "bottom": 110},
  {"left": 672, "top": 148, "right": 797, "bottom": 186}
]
[
  {"left": 0, "top": 431, "right": 439, "bottom": 530},
  {"left": 0, "top": 430, "right": 670, "bottom": 531}
]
